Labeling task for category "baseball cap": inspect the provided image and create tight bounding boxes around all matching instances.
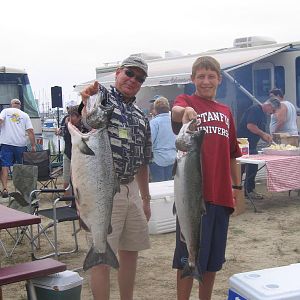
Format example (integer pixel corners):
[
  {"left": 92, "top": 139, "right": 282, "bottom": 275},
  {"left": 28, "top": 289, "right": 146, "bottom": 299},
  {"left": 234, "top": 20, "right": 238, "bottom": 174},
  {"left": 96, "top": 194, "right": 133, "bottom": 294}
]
[
  {"left": 269, "top": 88, "right": 284, "bottom": 98},
  {"left": 66, "top": 100, "right": 77, "bottom": 108},
  {"left": 120, "top": 55, "right": 148, "bottom": 76}
]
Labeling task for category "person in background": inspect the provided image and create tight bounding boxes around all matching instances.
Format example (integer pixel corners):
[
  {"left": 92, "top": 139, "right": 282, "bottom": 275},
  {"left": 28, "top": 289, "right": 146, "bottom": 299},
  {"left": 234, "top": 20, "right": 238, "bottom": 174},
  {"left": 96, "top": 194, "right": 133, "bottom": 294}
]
[
  {"left": 149, "top": 96, "right": 176, "bottom": 182},
  {"left": 172, "top": 56, "right": 242, "bottom": 300},
  {"left": 0, "top": 99, "right": 36, "bottom": 198},
  {"left": 238, "top": 98, "right": 281, "bottom": 199},
  {"left": 59, "top": 105, "right": 87, "bottom": 196},
  {"left": 79, "top": 55, "right": 152, "bottom": 300},
  {"left": 269, "top": 88, "right": 298, "bottom": 135}
]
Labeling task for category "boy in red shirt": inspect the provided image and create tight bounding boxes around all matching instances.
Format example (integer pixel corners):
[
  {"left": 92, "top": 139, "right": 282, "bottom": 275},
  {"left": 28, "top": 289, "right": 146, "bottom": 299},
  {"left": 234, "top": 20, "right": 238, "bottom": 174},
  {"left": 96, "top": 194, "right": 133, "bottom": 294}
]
[{"left": 172, "top": 56, "right": 242, "bottom": 300}]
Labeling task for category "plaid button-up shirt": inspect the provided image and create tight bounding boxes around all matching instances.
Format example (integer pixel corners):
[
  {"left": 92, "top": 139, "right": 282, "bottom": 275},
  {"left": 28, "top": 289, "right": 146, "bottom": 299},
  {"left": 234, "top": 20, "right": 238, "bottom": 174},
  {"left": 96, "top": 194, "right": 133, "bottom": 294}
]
[{"left": 97, "top": 85, "right": 152, "bottom": 179}]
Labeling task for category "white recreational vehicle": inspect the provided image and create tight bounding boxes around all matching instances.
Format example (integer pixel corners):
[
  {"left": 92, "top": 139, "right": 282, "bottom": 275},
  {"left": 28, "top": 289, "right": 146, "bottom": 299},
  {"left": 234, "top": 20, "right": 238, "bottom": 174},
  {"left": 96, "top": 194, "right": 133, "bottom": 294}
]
[
  {"left": 74, "top": 36, "right": 300, "bottom": 127},
  {"left": 0, "top": 67, "right": 42, "bottom": 136}
]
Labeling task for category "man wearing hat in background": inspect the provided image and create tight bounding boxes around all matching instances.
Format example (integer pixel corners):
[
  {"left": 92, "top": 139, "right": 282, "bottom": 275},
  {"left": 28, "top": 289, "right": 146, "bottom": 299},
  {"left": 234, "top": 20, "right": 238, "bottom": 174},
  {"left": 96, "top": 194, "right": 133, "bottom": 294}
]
[
  {"left": 80, "top": 55, "right": 152, "bottom": 300},
  {"left": 0, "top": 98, "right": 36, "bottom": 198}
]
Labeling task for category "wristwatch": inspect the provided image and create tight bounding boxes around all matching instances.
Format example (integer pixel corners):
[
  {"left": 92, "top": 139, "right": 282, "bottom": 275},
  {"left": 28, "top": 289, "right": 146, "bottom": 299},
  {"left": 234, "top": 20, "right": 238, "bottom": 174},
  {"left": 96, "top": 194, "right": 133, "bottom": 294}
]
[{"left": 232, "top": 185, "right": 243, "bottom": 190}]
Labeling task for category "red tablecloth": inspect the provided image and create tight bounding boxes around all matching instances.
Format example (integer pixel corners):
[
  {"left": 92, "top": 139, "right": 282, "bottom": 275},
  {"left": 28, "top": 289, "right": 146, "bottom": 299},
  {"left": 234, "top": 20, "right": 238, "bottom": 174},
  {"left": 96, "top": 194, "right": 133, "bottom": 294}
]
[{"left": 244, "top": 154, "right": 300, "bottom": 192}]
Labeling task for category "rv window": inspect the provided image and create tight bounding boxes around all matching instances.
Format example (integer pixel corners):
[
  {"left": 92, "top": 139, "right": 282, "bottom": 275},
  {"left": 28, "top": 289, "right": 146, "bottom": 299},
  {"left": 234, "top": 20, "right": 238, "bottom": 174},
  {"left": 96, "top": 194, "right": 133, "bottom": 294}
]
[
  {"left": 274, "top": 66, "right": 285, "bottom": 95},
  {"left": 296, "top": 57, "right": 300, "bottom": 109},
  {"left": 253, "top": 69, "right": 271, "bottom": 100},
  {"left": 0, "top": 84, "right": 19, "bottom": 106}
]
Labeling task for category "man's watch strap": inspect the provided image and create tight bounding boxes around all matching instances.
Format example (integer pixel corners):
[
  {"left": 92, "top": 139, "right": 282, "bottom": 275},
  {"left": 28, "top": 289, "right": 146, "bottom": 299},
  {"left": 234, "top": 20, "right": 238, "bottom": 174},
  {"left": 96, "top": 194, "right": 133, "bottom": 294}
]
[{"left": 232, "top": 185, "right": 243, "bottom": 190}]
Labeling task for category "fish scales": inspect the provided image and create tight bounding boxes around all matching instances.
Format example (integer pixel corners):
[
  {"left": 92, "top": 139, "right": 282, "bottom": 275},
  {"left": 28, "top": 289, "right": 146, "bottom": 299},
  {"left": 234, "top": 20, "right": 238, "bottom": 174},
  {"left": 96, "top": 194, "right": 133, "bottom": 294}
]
[
  {"left": 68, "top": 92, "right": 119, "bottom": 271},
  {"left": 174, "top": 120, "right": 206, "bottom": 281}
]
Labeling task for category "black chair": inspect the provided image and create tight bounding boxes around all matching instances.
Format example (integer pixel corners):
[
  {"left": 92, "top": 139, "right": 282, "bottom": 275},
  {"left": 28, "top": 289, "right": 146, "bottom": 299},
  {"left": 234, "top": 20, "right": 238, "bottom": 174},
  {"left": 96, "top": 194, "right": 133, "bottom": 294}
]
[
  {"left": 23, "top": 150, "right": 62, "bottom": 189},
  {"left": 29, "top": 188, "right": 80, "bottom": 260}
]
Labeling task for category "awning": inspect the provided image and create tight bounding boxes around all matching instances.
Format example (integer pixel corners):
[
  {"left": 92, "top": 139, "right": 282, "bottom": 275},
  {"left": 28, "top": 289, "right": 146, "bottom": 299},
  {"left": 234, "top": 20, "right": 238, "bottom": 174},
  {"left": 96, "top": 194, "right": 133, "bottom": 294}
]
[
  {"left": 105, "top": 44, "right": 290, "bottom": 88},
  {"left": 73, "top": 43, "right": 291, "bottom": 91}
]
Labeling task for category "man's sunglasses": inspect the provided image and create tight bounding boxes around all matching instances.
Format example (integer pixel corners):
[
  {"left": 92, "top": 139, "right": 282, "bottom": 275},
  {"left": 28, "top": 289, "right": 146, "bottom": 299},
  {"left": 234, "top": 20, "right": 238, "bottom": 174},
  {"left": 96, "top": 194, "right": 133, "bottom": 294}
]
[{"left": 124, "top": 68, "right": 146, "bottom": 84}]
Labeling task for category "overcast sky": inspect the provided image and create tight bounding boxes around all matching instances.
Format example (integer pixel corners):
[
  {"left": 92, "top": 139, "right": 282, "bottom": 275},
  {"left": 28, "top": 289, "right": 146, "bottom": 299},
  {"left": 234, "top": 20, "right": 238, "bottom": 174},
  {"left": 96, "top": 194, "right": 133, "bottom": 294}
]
[{"left": 1, "top": 0, "right": 299, "bottom": 110}]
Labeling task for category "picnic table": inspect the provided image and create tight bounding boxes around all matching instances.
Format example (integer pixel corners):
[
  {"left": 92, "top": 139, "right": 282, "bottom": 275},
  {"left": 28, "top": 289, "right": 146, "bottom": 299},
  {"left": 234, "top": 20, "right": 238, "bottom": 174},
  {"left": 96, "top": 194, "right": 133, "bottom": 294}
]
[
  {"left": 0, "top": 204, "right": 41, "bottom": 230},
  {"left": 0, "top": 204, "right": 66, "bottom": 300},
  {"left": 237, "top": 154, "right": 300, "bottom": 211}
]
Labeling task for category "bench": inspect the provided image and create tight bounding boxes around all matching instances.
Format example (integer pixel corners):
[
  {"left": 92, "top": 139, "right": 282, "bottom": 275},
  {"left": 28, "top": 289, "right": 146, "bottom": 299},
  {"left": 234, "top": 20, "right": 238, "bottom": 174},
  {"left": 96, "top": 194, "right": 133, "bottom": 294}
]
[{"left": 0, "top": 258, "right": 66, "bottom": 299}]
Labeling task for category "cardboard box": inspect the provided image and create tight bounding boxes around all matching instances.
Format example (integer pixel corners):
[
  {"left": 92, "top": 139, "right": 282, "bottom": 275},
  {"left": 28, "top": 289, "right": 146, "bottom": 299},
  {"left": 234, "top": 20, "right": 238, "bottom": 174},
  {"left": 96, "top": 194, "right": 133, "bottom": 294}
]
[
  {"left": 28, "top": 270, "right": 83, "bottom": 300},
  {"left": 148, "top": 180, "right": 175, "bottom": 234},
  {"left": 228, "top": 263, "right": 300, "bottom": 300}
]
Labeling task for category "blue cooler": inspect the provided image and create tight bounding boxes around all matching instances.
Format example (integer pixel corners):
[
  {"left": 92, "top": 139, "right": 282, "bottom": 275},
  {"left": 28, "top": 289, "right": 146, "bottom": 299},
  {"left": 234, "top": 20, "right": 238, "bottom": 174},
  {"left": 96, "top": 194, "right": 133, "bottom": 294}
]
[
  {"left": 228, "top": 263, "right": 300, "bottom": 300},
  {"left": 28, "top": 270, "right": 83, "bottom": 300}
]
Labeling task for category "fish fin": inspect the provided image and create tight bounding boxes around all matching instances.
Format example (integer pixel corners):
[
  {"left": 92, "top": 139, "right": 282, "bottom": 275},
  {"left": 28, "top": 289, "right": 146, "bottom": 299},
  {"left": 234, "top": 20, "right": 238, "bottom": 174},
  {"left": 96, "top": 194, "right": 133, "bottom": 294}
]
[
  {"left": 172, "top": 203, "right": 177, "bottom": 215},
  {"left": 179, "top": 232, "right": 186, "bottom": 243},
  {"left": 83, "top": 242, "right": 119, "bottom": 271},
  {"left": 172, "top": 159, "right": 177, "bottom": 176},
  {"left": 78, "top": 138, "right": 95, "bottom": 156},
  {"left": 108, "top": 223, "right": 112, "bottom": 234},
  {"left": 114, "top": 176, "right": 120, "bottom": 193},
  {"left": 79, "top": 218, "right": 89, "bottom": 232},
  {"left": 181, "top": 262, "right": 203, "bottom": 282}
]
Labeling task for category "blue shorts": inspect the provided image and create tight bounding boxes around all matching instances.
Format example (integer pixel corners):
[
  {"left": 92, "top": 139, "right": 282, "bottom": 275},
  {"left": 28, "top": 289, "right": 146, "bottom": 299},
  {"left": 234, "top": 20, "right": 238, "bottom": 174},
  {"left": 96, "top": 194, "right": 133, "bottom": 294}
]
[
  {"left": 0, "top": 144, "right": 27, "bottom": 167},
  {"left": 172, "top": 202, "right": 231, "bottom": 273}
]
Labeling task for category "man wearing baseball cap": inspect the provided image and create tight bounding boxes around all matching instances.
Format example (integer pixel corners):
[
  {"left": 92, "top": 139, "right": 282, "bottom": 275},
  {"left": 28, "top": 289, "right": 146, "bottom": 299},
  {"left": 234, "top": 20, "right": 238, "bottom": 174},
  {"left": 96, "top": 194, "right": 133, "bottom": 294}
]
[{"left": 79, "top": 56, "right": 152, "bottom": 300}]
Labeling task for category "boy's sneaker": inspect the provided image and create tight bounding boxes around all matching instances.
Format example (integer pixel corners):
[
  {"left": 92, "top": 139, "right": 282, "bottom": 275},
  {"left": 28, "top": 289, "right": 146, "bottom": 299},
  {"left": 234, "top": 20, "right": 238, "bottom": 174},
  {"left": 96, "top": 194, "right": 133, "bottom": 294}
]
[{"left": 246, "top": 191, "right": 264, "bottom": 200}]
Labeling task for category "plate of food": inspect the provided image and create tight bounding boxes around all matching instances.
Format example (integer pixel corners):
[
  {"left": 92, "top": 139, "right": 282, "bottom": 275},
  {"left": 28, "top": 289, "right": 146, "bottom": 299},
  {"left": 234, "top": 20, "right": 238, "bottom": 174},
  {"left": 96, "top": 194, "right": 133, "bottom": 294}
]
[{"left": 262, "top": 144, "right": 300, "bottom": 156}]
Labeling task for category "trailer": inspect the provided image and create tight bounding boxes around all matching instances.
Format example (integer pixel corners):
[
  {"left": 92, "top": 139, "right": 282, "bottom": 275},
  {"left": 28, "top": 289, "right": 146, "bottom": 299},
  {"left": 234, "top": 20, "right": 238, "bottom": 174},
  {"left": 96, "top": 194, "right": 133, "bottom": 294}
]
[{"left": 74, "top": 36, "right": 300, "bottom": 128}]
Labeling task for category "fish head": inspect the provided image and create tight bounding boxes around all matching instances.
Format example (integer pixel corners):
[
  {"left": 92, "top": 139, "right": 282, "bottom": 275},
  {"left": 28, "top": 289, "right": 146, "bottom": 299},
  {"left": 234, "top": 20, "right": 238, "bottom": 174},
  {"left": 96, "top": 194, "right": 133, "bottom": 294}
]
[
  {"left": 175, "top": 119, "right": 198, "bottom": 152},
  {"left": 86, "top": 104, "right": 114, "bottom": 129},
  {"left": 85, "top": 92, "right": 114, "bottom": 129}
]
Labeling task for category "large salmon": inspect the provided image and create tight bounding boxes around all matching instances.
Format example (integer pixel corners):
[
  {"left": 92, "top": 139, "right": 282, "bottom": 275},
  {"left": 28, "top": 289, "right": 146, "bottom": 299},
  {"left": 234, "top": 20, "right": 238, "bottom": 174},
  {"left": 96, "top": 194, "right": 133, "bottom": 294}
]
[
  {"left": 174, "top": 119, "right": 206, "bottom": 281},
  {"left": 68, "top": 92, "right": 120, "bottom": 271}
]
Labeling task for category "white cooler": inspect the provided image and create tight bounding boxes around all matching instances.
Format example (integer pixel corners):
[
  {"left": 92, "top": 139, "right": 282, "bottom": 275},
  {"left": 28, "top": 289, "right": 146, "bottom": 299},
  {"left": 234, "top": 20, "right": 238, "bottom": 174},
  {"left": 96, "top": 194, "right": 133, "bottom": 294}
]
[
  {"left": 228, "top": 263, "right": 300, "bottom": 300},
  {"left": 148, "top": 180, "right": 175, "bottom": 234},
  {"left": 29, "top": 270, "right": 83, "bottom": 300}
]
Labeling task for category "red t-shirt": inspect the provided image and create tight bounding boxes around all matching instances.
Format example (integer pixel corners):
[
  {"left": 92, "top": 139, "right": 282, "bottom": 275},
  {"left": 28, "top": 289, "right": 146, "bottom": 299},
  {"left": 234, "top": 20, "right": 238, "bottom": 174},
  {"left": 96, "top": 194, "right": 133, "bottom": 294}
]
[{"left": 173, "top": 94, "right": 242, "bottom": 209}]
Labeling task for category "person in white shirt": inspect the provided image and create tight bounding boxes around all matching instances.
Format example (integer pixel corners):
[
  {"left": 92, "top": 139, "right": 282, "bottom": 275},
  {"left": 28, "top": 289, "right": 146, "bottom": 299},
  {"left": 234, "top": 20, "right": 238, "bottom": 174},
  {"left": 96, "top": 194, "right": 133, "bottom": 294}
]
[
  {"left": 269, "top": 88, "right": 298, "bottom": 135},
  {"left": 0, "top": 99, "right": 36, "bottom": 197}
]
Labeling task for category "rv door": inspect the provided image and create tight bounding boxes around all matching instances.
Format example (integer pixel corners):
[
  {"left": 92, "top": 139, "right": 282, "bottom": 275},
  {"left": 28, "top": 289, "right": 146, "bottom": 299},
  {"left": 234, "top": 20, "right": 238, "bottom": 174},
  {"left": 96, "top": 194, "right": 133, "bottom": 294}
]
[{"left": 252, "top": 62, "right": 274, "bottom": 102}]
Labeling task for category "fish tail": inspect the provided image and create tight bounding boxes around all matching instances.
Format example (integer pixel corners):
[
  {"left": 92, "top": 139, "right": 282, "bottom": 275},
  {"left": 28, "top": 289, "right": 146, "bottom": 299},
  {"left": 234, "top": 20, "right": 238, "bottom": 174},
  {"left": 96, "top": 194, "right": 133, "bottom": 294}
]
[
  {"left": 181, "top": 262, "right": 203, "bottom": 282},
  {"left": 83, "top": 242, "right": 119, "bottom": 271}
]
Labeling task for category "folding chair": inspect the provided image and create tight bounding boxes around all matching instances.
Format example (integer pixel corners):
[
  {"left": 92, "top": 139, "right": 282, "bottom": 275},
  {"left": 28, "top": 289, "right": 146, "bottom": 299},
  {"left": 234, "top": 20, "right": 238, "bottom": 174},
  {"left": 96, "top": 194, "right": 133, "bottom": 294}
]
[
  {"left": 30, "top": 188, "right": 80, "bottom": 260},
  {"left": 1, "top": 164, "right": 38, "bottom": 257},
  {"left": 23, "top": 150, "right": 62, "bottom": 189}
]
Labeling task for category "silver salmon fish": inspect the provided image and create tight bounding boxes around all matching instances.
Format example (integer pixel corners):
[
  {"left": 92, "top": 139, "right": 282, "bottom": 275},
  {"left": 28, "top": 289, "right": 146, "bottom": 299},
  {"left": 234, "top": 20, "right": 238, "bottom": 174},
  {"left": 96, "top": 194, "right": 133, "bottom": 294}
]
[
  {"left": 174, "top": 119, "right": 206, "bottom": 281},
  {"left": 68, "top": 92, "right": 120, "bottom": 271}
]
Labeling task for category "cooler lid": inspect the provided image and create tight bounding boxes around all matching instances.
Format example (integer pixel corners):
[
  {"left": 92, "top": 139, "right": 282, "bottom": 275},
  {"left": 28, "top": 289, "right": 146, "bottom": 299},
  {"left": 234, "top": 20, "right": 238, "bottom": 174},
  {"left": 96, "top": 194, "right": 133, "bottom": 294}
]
[
  {"left": 229, "top": 264, "right": 300, "bottom": 299},
  {"left": 31, "top": 270, "right": 83, "bottom": 291},
  {"left": 149, "top": 180, "right": 174, "bottom": 199}
]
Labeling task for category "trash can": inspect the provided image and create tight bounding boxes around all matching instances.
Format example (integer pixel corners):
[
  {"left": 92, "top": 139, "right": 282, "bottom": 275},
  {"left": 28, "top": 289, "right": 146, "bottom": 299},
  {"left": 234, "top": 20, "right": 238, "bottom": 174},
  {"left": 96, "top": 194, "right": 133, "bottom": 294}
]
[{"left": 28, "top": 270, "right": 83, "bottom": 300}]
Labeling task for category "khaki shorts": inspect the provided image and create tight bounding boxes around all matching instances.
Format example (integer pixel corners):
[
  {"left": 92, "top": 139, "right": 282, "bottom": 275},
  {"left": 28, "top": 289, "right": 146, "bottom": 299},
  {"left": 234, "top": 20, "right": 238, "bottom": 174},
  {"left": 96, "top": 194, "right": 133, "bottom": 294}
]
[{"left": 86, "top": 179, "right": 150, "bottom": 254}]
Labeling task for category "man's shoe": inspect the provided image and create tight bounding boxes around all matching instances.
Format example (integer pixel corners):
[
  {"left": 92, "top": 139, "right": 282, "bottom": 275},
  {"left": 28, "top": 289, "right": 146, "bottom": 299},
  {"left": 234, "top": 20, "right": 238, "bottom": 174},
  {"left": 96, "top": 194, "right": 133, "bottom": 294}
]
[
  {"left": 2, "top": 189, "right": 9, "bottom": 198},
  {"left": 246, "top": 191, "right": 264, "bottom": 200}
]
